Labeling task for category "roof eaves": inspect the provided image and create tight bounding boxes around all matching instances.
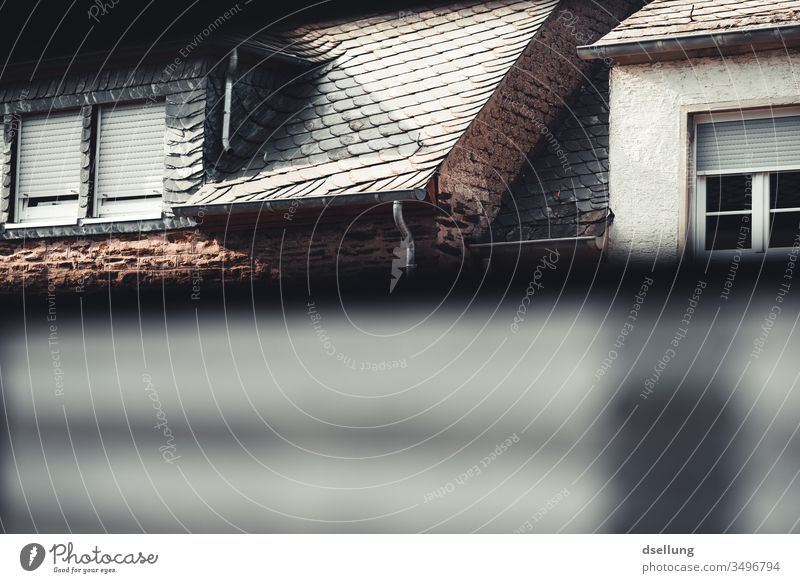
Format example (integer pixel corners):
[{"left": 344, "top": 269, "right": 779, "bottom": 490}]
[
  {"left": 577, "top": 23, "right": 800, "bottom": 64},
  {"left": 172, "top": 188, "right": 428, "bottom": 218}
]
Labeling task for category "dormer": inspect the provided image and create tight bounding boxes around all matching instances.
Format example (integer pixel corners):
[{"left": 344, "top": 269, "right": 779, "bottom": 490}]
[{"left": 0, "top": 32, "right": 322, "bottom": 236}]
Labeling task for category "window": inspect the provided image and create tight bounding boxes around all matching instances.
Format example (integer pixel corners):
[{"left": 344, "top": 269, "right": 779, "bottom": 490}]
[
  {"left": 693, "top": 110, "right": 800, "bottom": 255},
  {"left": 10, "top": 101, "right": 166, "bottom": 226},
  {"left": 94, "top": 102, "right": 166, "bottom": 219},
  {"left": 15, "top": 110, "right": 83, "bottom": 224}
]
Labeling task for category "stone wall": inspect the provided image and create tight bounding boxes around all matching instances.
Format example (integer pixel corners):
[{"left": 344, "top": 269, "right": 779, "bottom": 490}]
[
  {"left": 434, "top": 0, "right": 643, "bottom": 264},
  {"left": 0, "top": 206, "right": 436, "bottom": 293}
]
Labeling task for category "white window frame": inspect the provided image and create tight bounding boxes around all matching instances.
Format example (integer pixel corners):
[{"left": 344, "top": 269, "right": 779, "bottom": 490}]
[
  {"left": 692, "top": 107, "right": 800, "bottom": 258},
  {"left": 92, "top": 101, "right": 166, "bottom": 221},
  {"left": 5, "top": 102, "right": 168, "bottom": 227},
  {"left": 13, "top": 110, "right": 83, "bottom": 226}
]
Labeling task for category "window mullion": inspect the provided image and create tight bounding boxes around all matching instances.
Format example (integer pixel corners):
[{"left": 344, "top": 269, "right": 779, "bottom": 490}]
[
  {"left": 11, "top": 115, "right": 21, "bottom": 223},
  {"left": 752, "top": 172, "right": 768, "bottom": 252},
  {"left": 695, "top": 175, "right": 706, "bottom": 256}
]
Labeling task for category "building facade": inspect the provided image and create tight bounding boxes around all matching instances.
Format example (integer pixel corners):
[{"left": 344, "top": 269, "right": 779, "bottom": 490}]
[
  {"left": 0, "top": 0, "right": 642, "bottom": 293},
  {"left": 580, "top": 0, "right": 800, "bottom": 265}
]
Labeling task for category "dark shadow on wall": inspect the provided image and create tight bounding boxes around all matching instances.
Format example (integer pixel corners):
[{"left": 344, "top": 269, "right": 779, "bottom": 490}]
[
  {"left": 611, "top": 376, "right": 742, "bottom": 533},
  {"left": 0, "top": 293, "right": 31, "bottom": 533}
]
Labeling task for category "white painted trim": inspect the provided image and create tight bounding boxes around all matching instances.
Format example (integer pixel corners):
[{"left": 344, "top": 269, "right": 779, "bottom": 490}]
[
  {"left": 80, "top": 214, "right": 162, "bottom": 225},
  {"left": 753, "top": 172, "right": 768, "bottom": 253},
  {"left": 678, "top": 109, "right": 692, "bottom": 257},
  {"left": 13, "top": 116, "right": 21, "bottom": 223},
  {"left": 693, "top": 174, "right": 704, "bottom": 257},
  {"left": 706, "top": 210, "right": 753, "bottom": 217},
  {"left": 3, "top": 219, "right": 78, "bottom": 230},
  {"left": 769, "top": 207, "right": 800, "bottom": 214}
]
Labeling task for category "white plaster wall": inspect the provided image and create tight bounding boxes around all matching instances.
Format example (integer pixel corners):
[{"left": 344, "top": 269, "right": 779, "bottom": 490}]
[{"left": 608, "top": 49, "right": 800, "bottom": 263}]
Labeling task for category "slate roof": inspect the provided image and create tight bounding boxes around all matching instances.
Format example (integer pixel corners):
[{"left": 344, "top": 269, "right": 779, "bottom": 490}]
[
  {"left": 182, "top": 0, "right": 560, "bottom": 207},
  {"left": 594, "top": 0, "right": 800, "bottom": 46},
  {"left": 225, "top": 31, "right": 343, "bottom": 65},
  {"left": 488, "top": 65, "right": 610, "bottom": 243}
]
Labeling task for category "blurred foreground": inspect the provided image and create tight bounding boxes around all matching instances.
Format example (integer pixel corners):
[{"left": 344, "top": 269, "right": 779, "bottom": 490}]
[{"left": 1, "top": 264, "right": 799, "bottom": 533}]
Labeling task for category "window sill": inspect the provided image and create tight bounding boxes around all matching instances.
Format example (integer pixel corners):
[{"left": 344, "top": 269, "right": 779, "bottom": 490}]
[
  {"left": 81, "top": 214, "right": 164, "bottom": 225},
  {"left": 4, "top": 220, "right": 79, "bottom": 230},
  {"left": 0, "top": 215, "right": 197, "bottom": 240}
]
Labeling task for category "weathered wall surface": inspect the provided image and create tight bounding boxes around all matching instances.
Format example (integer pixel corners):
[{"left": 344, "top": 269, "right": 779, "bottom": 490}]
[
  {"left": 607, "top": 49, "right": 800, "bottom": 263},
  {"left": 435, "top": 0, "right": 642, "bottom": 264},
  {"left": 0, "top": 208, "right": 436, "bottom": 293}
]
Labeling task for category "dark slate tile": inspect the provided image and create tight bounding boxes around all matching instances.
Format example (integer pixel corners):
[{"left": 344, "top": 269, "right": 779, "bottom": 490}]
[{"left": 492, "top": 66, "right": 610, "bottom": 244}]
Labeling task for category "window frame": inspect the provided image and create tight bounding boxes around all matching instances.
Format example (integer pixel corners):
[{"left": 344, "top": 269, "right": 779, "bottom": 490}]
[
  {"left": 692, "top": 107, "right": 800, "bottom": 258},
  {"left": 7, "top": 100, "right": 167, "bottom": 227},
  {"left": 92, "top": 100, "right": 167, "bottom": 221},
  {"left": 13, "top": 109, "right": 84, "bottom": 226}
]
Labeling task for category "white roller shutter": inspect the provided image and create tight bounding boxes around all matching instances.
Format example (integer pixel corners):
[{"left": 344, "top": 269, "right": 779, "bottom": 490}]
[
  {"left": 16, "top": 110, "right": 83, "bottom": 223},
  {"left": 95, "top": 102, "right": 166, "bottom": 218},
  {"left": 696, "top": 115, "right": 800, "bottom": 174}
]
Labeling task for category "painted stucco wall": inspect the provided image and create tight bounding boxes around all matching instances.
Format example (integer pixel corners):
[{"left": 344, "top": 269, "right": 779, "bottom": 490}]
[{"left": 607, "top": 49, "right": 800, "bottom": 263}]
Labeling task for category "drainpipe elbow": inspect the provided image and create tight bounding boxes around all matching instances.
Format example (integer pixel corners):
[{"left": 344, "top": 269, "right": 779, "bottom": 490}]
[{"left": 392, "top": 200, "right": 416, "bottom": 276}]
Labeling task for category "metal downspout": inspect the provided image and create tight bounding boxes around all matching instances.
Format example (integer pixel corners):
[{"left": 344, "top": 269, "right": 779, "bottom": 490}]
[
  {"left": 221, "top": 48, "right": 238, "bottom": 152},
  {"left": 392, "top": 200, "right": 416, "bottom": 277}
]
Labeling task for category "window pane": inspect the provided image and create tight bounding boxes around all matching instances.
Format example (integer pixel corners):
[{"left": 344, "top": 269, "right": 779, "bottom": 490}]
[
  {"left": 770, "top": 171, "right": 800, "bottom": 210},
  {"left": 705, "top": 214, "right": 751, "bottom": 251},
  {"left": 769, "top": 212, "right": 800, "bottom": 248},
  {"left": 705, "top": 174, "right": 753, "bottom": 213}
]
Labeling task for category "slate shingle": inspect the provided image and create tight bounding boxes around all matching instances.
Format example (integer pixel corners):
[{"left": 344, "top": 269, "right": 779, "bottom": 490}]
[
  {"left": 594, "top": 0, "right": 800, "bottom": 46},
  {"left": 181, "top": 0, "right": 560, "bottom": 207}
]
